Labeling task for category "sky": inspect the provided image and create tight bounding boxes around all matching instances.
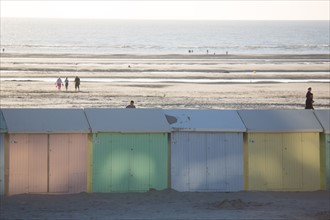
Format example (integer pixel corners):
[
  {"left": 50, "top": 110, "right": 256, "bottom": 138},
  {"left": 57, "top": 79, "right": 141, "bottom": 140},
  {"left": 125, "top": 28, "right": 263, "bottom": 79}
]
[{"left": 1, "top": 0, "right": 329, "bottom": 20}]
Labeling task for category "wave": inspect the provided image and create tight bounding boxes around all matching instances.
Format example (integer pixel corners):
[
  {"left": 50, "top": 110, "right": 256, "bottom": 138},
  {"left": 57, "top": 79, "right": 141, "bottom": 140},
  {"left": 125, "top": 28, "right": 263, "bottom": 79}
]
[{"left": 3, "top": 43, "right": 329, "bottom": 53}]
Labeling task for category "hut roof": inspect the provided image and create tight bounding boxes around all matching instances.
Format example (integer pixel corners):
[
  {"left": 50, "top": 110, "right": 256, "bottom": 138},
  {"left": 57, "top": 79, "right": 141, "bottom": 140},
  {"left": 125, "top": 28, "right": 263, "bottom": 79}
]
[
  {"left": 164, "top": 109, "right": 246, "bottom": 132},
  {"left": 314, "top": 110, "right": 330, "bottom": 134},
  {"left": 0, "top": 110, "right": 7, "bottom": 133},
  {"left": 85, "top": 108, "right": 171, "bottom": 133},
  {"left": 1, "top": 108, "right": 90, "bottom": 133},
  {"left": 238, "top": 110, "right": 323, "bottom": 133}
]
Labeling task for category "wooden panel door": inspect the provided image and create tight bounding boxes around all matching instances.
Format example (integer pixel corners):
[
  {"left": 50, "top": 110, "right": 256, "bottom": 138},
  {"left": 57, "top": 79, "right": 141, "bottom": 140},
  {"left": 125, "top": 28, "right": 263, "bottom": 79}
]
[{"left": 49, "top": 134, "right": 69, "bottom": 193}]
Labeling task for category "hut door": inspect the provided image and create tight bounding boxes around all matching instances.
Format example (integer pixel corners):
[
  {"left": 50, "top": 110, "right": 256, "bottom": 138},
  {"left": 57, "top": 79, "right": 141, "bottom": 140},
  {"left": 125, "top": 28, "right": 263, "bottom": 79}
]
[
  {"left": 188, "top": 133, "right": 207, "bottom": 190},
  {"left": 49, "top": 134, "right": 69, "bottom": 193},
  {"left": 111, "top": 134, "right": 130, "bottom": 192},
  {"left": 128, "top": 134, "right": 150, "bottom": 191},
  {"left": 8, "top": 134, "right": 48, "bottom": 195},
  {"left": 206, "top": 133, "right": 227, "bottom": 191},
  {"left": 282, "top": 134, "right": 303, "bottom": 189},
  {"left": 110, "top": 134, "right": 151, "bottom": 192},
  {"left": 8, "top": 134, "right": 29, "bottom": 195},
  {"left": 27, "top": 134, "right": 48, "bottom": 193},
  {"left": 171, "top": 132, "right": 190, "bottom": 192}
]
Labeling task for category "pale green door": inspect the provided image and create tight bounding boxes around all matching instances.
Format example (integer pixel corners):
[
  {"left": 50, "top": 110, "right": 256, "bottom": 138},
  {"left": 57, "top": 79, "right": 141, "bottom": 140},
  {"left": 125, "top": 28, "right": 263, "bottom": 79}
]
[{"left": 92, "top": 133, "right": 168, "bottom": 192}]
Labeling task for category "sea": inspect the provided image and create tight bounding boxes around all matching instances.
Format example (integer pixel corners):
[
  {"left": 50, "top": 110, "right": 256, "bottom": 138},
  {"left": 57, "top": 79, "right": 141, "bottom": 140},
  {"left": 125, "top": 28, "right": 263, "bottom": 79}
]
[{"left": 1, "top": 18, "right": 329, "bottom": 54}]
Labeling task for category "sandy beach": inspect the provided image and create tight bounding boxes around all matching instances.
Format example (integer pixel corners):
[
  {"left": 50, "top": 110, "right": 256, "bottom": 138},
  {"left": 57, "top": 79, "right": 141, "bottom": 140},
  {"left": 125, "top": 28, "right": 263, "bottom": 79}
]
[
  {"left": 0, "top": 53, "right": 329, "bottom": 109},
  {"left": 1, "top": 53, "right": 329, "bottom": 219}
]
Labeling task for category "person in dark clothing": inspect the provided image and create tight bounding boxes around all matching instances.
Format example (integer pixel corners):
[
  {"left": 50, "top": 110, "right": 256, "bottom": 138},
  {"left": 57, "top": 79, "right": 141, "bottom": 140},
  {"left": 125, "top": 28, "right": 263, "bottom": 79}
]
[
  {"left": 305, "top": 87, "right": 314, "bottom": 109},
  {"left": 74, "top": 76, "right": 80, "bottom": 91},
  {"left": 126, "top": 100, "right": 136, "bottom": 108},
  {"left": 64, "top": 77, "right": 69, "bottom": 91}
]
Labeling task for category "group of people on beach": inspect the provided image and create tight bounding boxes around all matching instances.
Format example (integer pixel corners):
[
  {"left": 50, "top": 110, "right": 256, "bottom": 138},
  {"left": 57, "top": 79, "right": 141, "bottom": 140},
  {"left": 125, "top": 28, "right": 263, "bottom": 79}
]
[
  {"left": 55, "top": 75, "right": 315, "bottom": 110},
  {"left": 55, "top": 76, "right": 80, "bottom": 91}
]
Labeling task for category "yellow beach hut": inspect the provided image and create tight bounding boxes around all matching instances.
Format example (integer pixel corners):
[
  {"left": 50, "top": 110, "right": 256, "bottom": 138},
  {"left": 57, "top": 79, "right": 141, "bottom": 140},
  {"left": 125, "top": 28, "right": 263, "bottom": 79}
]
[{"left": 238, "top": 110, "right": 323, "bottom": 191}]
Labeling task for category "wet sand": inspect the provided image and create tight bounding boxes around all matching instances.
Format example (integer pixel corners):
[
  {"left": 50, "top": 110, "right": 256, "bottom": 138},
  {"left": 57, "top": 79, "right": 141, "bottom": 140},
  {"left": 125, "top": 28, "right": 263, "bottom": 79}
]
[{"left": 0, "top": 52, "right": 329, "bottom": 109}]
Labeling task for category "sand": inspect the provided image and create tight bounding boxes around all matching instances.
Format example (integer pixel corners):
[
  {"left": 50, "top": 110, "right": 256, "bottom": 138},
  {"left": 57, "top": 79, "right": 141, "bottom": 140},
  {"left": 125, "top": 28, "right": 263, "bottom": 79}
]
[
  {"left": 0, "top": 52, "right": 329, "bottom": 109},
  {"left": 1, "top": 190, "right": 329, "bottom": 220},
  {"left": 0, "top": 53, "right": 329, "bottom": 219}
]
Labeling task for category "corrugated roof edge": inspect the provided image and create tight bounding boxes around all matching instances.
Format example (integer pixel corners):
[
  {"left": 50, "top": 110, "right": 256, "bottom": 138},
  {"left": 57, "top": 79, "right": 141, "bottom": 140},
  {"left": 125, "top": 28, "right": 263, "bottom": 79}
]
[
  {"left": 314, "top": 110, "right": 330, "bottom": 134},
  {"left": 84, "top": 108, "right": 172, "bottom": 133},
  {"left": 0, "top": 110, "right": 8, "bottom": 133},
  {"left": 1, "top": 108, "right": 91, "bottom": 133},
  {"left": 237, "top": 109, "right": 323, "bottom": 133},
  {"left": 163, "top": 109, "right": 246, "bottom": 132}
]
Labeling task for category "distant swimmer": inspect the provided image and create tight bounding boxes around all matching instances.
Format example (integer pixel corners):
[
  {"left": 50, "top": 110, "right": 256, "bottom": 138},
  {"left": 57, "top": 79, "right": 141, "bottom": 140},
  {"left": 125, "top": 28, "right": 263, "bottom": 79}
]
[
  {"left": 2, "top": 48, "right": 4, "bottom": 53},
  {"left": 126, "top": 100, "right": 136, "bottom": 108}
]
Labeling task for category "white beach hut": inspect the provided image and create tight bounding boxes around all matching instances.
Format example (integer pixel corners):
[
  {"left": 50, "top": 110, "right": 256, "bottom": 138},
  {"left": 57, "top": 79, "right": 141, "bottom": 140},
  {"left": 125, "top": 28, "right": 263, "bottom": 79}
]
[
  {"left": 165, "top": 110, "right": 246, "bottom": 192},
  {"left": 238, "top": 110, "right": 323, "bottom": 191},
  {"left": 2, "top": 108, "right": 90, "bottom": 195}
]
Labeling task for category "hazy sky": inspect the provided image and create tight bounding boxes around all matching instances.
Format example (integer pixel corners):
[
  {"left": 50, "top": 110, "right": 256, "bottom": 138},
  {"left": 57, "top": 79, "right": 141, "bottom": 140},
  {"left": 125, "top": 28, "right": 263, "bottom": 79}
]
[{"left": 1, "top": 1, "right": 329, "bottom": 20}]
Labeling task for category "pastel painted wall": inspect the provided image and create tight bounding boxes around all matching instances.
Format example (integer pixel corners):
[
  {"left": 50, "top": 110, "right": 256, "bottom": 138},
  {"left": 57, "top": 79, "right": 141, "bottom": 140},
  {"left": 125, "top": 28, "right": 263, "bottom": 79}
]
[
  {"left": 91, "top": 133, "right": 168, "bottom": 192},
  {"left": 244, "top": 132, "right": 320, "bottom": 191}
]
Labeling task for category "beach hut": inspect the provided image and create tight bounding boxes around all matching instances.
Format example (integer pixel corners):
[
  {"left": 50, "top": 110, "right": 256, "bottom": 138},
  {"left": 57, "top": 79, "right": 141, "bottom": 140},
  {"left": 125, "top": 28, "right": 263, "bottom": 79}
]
[
  {"left": 238, "top": 110, "right": 323, "bottom": 191},
  {"left": 0, "top": 110, "right": 7, "bottom": 195},
  {"left": 85, "top": 108, "right": 171, "bottom": 192},
  {"left": 165, "top": 110, "right": 246, "bottom": 192},
  {"left": 2, "top": 108, "right": 90, "bottom": 195},
  {"left": 314, "top": 110, "right": 330, "bottom": 190}
]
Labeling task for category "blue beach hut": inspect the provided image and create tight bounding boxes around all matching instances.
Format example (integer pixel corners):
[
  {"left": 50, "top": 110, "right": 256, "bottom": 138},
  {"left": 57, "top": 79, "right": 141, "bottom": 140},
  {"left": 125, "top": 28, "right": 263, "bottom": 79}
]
[{"left": 165, "top": 109, "right": 246, "bottom": 192}]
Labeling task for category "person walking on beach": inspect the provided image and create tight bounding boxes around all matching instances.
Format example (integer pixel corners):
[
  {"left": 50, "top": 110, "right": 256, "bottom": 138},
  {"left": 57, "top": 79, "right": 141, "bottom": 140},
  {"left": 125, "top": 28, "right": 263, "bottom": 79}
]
[
  {"left": 64, "top": 77, "right": 69, "bottom": 91},
  {"left": 74, "top": 76, "right": 80, "bottom": 91},
  {"left": 126, "top": 100, "right": 136, "bottom": 108},
  {"left": 305, "top": 87, "right": 314, "bottom": 109},
  {"left": 55, "top": 77, "right": 63, "bottom": 90}
]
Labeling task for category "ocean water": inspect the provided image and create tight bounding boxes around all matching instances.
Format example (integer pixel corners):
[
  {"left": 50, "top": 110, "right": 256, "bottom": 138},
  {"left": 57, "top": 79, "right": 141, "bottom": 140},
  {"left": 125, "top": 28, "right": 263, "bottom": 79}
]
[{"left": 1, "top": 18, "right": 329, "bottom": 54}]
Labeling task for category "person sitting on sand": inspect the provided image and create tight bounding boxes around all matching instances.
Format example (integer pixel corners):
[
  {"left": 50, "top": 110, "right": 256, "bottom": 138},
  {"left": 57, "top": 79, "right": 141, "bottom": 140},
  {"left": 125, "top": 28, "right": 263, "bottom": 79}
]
[
  {"left": 305, "top": 87, "right": 314, "bottom": 110},
  {"left": 55, "top": 77, "right": 63, "bottom": 90},
  {"left": 74, "top": 76, "right": 80, "bottom": 91},
  {"left": 126, "top": 100, "right": 136, "bottom": 108}
]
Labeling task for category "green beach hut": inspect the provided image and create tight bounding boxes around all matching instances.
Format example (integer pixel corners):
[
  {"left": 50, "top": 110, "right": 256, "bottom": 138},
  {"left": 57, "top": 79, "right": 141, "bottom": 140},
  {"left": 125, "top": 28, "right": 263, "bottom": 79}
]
[
  {"left": 314, "top": 110, "right": 330, "bottom": 190},
  {"left": 85, "top": 108, "right": 171, "bottom": 192}
]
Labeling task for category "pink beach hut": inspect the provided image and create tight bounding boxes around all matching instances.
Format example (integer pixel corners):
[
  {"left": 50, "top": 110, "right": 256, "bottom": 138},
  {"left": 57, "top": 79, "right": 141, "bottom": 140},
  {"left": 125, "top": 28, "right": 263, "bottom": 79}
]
[{"left": 2, "top": 108, "right": 90, "bottom": 195}]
